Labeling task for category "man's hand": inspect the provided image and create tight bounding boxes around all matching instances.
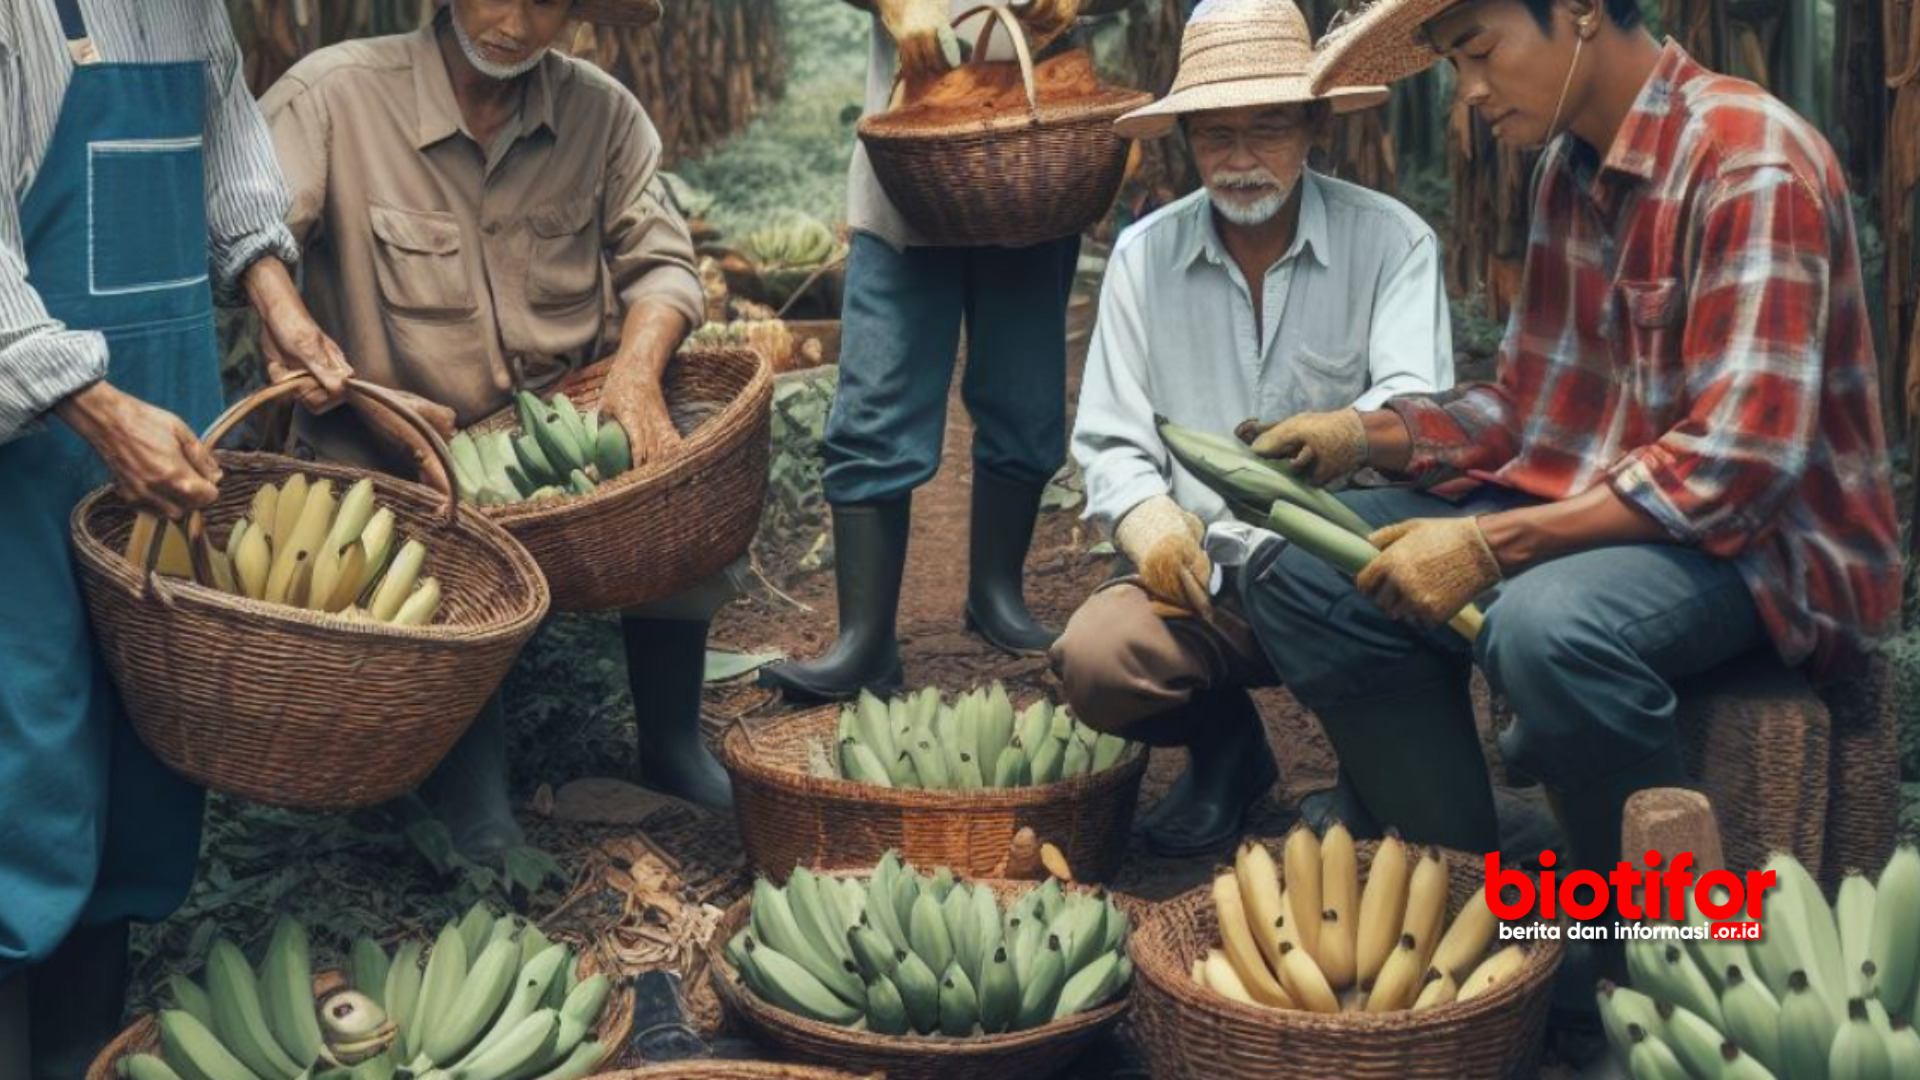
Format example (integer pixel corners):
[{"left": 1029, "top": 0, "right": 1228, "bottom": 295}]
[
  {"left": 54, "top": 382, "right": 221, "bottom": 520},
  {"left": 876, "top": 0, "right": 960, "bottom": 93},
  {"left": 1355, "top": 517, "right": 1502, "bottom": 627},
  {"left": 1116, "top": 495, "right": 1214, "bottom": 620},
  {"left": 246, "top": 258, "right": 350, "bottom": 412},
  {"left": 599, "top": 358, "right": 682, "bottom": 468},
  {"left": 1243, "top": 408, "right": 1369, "bottom": 487}
]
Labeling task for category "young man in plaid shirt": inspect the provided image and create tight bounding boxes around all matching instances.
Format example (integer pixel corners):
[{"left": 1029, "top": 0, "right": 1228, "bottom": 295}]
[{"left": 1225, "top": 0, "right": 1902, "bottom": 928}]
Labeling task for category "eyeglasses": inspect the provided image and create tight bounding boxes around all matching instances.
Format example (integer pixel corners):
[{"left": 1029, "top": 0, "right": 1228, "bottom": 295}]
[{"left": 1186, "top": 123, "right": 1311, "bottom": 157}]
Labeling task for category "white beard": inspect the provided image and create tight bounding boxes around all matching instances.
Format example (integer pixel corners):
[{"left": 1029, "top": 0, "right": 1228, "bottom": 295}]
[
  {"left": 1206, "top": 169, "right": 1297, "bottom": 226},
  {"left": 452, "top": 9, "right": 547, "bottom": 80}
]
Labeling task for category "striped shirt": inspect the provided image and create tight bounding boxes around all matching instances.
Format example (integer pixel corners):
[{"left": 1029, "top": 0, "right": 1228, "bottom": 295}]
[
  {"left": 0, "top": 0, "right": 298, "bottom": 444},
  {"left": 1387, "top": 43, "right": 1902, "bottom": 678}
]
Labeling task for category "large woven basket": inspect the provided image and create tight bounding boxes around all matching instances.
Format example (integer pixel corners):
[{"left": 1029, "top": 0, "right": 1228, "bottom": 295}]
[
  {"left": 1130, "top": 839, "right": 1563, "bottom": 1080},
  {"left": 857, "top": 7, "right": 1151, "bottom": 248},
  {"left": 463, "top": 346, "right": 772, "bottom": 611},
  {"left": 69, "top": 377, "right": 549, "bottom": 810},
  {"left": 708, "top": 876, "right": 1128, "bottom": 1080},
  {"left": 720, "top": 705, "right": 1148, "bottom": 884},
  {"left": 86, "top": 960, "right": 634, "bottom": 1080}
]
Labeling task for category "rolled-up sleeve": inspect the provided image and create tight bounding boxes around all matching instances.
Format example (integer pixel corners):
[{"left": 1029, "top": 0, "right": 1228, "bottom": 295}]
[
  {"left": 1072, "top": 248, "right": 1173, "bottom": 532},
  {"left": 601, "top": 96, "right": 702, "bottom": 328},
  {"left": 198, "top": 3, "right": 298, "bottom": 306},
  {"left": 0, "top": 41, "right": 106, "bottom": 444},
  {"left": 1354, "top": 228, "right": 1452, "bottom": 410}
]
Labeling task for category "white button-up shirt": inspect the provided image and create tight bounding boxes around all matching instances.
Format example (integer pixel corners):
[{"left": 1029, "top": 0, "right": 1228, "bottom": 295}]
[{"left": 1073, "top": 169, "right": 1454, "bottom": 560}]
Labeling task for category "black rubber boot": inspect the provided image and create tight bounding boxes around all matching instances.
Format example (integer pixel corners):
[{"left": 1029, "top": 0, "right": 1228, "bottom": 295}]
[
  {"left": 417, "top": 698, "right": 526, "bottom": 860},
  {"left": 623, "top": 616, "right": 734, "bottom": 812},
  {"left": 1308, "top": 672, "right": 1500, "bottom": 854},
  {"left": 964, "top": 467, "right": 1059, "bottom": 655},
  {"left": 1129, "top": 688, "right": 1280, "bottom": 857},
  {"left": 1545, "top": 742, "right": 1691, "bottom": 986},
  {"left": 1297, "top": 770, "right": 1381, "bottom": 839},
  {"left": 1, "top": 974, "right": 28, "bottom": 1080},
  {"left": 27, "top": 921, "right": 127, "bottom": 1080},
  {"left": 759, "top": 499, "right": 910, "bottom": 703}
]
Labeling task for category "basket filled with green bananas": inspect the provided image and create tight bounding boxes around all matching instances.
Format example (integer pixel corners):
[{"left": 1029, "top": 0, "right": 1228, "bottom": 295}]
[
  {"left": 707, "top": 852, "right": 1132, "bottom": 1080},
  {"left": 719, "top": 683, "right": 1149, "bottom": 884},
  {"left": 69, "top": 375, "right": 549, "bottom": 811},
  {"left": 89, "top": 904, "right": 632, "bottom": 1080},
  {"left": 723, "top": 213, "right": 848, "bottom": 317},
  {"left": 459, "top": 347, "right": 771, "bottom": 612},
  {"left": 1128, "top": 834, "right": 1564, "bottom": 1080},
  {"left": 1597, "top": 845, "right": 1920, "bottom": 1080}
]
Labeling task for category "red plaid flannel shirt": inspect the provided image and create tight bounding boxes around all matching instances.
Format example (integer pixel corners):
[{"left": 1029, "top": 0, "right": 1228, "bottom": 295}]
[{"left": 1388, "top": 43, "right": 1901, "bottom": 678}]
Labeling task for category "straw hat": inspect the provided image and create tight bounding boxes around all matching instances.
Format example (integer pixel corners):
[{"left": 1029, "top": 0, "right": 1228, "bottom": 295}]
[
  {"left": 1309, "top": 0, "right": 1463, "bottom": 95},
  {"left": 1114, "top": 0, "right": 1389, "bottom": 140},
  {"left": 572, "top": 0, "right": 663, "bottom": 27}
]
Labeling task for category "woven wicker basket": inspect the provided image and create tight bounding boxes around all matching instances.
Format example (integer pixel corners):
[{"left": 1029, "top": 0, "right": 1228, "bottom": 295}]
[
  {"left": 69, "top": 377, "right": 549, "bottom": 811},
  {"left": 86, "top": 960, "right": 634, "bottom": 1080},
  {"left": 1130, "top": 839, "right": 1563, "bottom": 1080},
  {"left": 857, "top": 7, "right": 1151, "bottom": 249},
  {"left": 720, "top": 705, "right": 1148, "bottom": 884},
  {"left": 463, "top": 346, "right": 771, "bottom": 611},
  {"left": 597, "top": 1065, "right": 878, "bottom": 1079},
  {"left": 708, "top": 876, "right": 1128, "bottom": 1080}
]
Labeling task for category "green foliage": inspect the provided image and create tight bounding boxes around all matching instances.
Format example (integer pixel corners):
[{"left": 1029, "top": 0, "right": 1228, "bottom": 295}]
[{"left": 761, "top": 368, "right": 837, "bottom": 563}]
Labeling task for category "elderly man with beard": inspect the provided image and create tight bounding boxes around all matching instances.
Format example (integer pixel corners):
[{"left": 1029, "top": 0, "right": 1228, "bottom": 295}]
[
  {"left": 1049, "top": 0, "right": 1453, "bottom": 856},
  {"left": 260, "top": 0, "right": 729, "bottom": 860}
]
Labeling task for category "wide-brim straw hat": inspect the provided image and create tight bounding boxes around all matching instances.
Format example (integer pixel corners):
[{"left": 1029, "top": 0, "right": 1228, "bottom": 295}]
[
  {"left": 572, "top": 0, "right": 663, "bottom": 27},
  {"left": 1309, "top": 0, "right": 1463, "bottom": 94},
  {"left": 1115, "top": 0, "right": 1390, "bottom": 140}
]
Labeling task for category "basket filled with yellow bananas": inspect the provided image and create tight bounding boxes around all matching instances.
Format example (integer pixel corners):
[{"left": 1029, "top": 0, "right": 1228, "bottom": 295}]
[
  {"left": 88, "top": 904, "right": 633, "bottom": 1080},
  {"left": 459, "top": 346, "right": 771, "bottom": 611},
  {"left": 707, "top": 852, "right": 1131, "bottom": 1080},
  {"left": 856, "top": 8, "right": 1151, "bottom": 248},
  {"left": 69, "top": 375, "right": 549, "bottom": 811},
  {"left": 1129, "top": 829, "right": 1564, "bottom": 1080},
  {"left": 720, "top": 683, "right": 1148, "bottom": 884}
]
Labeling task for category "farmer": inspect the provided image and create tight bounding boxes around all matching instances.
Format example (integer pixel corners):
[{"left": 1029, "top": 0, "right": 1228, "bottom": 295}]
[
  {"left": 261, "top": 0, "right": 733, "bottom": 861},
  {"left": 760, "top": 0, "right": 1136, "bottom": 703},
  {"left": 1244, "top": 0, "right": 1899, "bottom": 930},
  {"left": 0, "top": 1, "right": 350, "bottom": 1075},
  {"left": 1049, "top": 0, "right": 1453, "bottom": 856}
]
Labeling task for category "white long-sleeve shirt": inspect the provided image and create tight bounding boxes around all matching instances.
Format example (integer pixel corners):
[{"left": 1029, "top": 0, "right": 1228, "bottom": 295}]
[
  {"left": 0, "top": 0, "right": 298, "bottom": 444},
  {"left": 1073, "top": 170, "right": 1454, "bottom": 556}
]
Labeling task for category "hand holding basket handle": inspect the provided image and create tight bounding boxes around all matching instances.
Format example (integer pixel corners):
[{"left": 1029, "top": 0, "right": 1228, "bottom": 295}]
[{"left": 876, "top": 0, "right": 962, "bottom": 98}]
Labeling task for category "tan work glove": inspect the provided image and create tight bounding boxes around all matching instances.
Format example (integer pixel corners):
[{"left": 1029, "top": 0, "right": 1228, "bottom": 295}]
[
  {"left": 1243, "top": 408, "right": 1369, "bottom": 487},
  {"left": 875, "top": 0, "right": 961, "bottom": 95},
  {"left": 1355, "top": 517, "right": 1503, "bottom": 627},
  {"left": 1115, "top": 495, "right": 1214, "bottom": 620}
]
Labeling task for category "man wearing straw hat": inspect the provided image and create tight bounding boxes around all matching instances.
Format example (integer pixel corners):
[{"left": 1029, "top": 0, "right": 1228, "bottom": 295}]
[
  {"left": 1237, "top": 0, "right": 1900, "bottom": 977},
  {"left": 0, "top": 1, "right": 354, "bottom": 1075},
  {"left": 1048, "top": 0, "right": 1455, "bottom": 856},
  {"left": 759, "top": 0, "right": 1137, "bottom": 704},
  {"left": 262, "top": 0, "right": 736, "bottom": 861}
]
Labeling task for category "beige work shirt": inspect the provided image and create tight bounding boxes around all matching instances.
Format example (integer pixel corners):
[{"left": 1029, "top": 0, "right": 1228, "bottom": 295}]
[{"left": 261, "top": 15, "right": 702, "bottom": 458}]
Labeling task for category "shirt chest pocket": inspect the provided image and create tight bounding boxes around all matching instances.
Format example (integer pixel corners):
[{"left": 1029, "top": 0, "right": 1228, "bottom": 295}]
[
  {"left": 526, "top": 196, "right": 603, "bottom": 312},
  {"left": 1612, "top": 277, "right": 1687, "bottom": 410},
  {"left": 369, "top": 205, "right": 474, "bottom": 319},
  {"left": 1284, "top": 342, "right": 1369, "bottom": 415}
]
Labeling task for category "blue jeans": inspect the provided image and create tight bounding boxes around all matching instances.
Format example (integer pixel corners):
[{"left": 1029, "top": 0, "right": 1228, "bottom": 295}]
[
  {"left": 821, "top": 233, "right": 1080, "bottom": 504},
  {"left": 1241, "top": 486, "right": 1764, "bottom": 791}
]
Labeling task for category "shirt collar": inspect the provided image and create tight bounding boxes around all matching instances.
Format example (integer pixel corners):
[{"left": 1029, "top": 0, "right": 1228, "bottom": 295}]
[
  {"left": 409, "top": 11, "right": 560, "bottom": 152},
  {"left": 1185, "top": 169, "right": 1331, "bottom": 272},
  {"left": 1597, "top": 39, "right": 1697, "bottom": 183}
]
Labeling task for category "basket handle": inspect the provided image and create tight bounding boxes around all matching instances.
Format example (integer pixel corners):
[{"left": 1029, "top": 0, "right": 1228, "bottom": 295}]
[
  {"left": 954, "top": 4, "right": 1040, "bottom": 119},
  {"left": 135, "top": 375, "right": 461, "bottom": 599}
]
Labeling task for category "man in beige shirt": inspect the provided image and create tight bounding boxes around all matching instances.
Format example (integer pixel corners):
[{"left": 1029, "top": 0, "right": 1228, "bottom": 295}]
[{"left": 261, "top": 0, "right": 728, "bottom": 860}]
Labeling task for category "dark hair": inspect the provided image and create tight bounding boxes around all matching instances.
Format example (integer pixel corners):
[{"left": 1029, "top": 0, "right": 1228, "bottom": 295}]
[{"left": 1516, "top": 0, "right": 1644, "bottom": 32}]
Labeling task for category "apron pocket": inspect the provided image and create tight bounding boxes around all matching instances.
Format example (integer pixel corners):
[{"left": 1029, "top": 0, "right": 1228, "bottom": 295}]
[{"left": 87, "top": 137, "right": 209, "bottom": 296}]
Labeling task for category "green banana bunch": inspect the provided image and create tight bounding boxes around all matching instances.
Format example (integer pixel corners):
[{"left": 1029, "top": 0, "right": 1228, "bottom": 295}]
[
  {"left": 1602, "top": 846, "right": 1920, "bottom": 1080},
  {"left": 831, "top": 683, "right": 1134, "bottom": 790},
  {"left": 724, "top": 851, "right": 1131, "bottom": 1038},
  {"left": 449, "top": 390, "right": 632, "bottom": 508},
  {"left": 742, "top": 214, "right": 842, "bottom": 270},
  {"left": 128, "top": 906, "right": 614, "bottom": 1080}
]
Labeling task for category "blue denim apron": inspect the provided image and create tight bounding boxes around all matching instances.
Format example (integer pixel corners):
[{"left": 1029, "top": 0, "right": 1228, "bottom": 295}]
[{"left": 0, "top": 6, "right": 219, "bottom": 977}]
